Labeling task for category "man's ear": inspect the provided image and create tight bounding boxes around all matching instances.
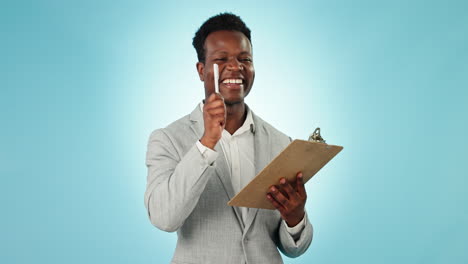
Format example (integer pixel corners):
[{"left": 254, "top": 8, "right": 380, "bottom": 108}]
[{"left": 196, "top": 62, "right": 205, "bottom": 82}]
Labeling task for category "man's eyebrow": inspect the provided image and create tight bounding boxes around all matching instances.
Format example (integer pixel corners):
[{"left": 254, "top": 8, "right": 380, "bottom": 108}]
[
  {"left": 210, "top": 51, "right": 252, "bottom": 56},
  {"left": 211, "top": 51, "right": 228, "bottom": 55},
  {"left": 239, "top": 51, "right": 252, "bottom": 56}
]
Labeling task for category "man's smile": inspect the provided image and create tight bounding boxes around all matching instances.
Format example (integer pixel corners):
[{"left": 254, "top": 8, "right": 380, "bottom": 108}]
[
  {"left": 220, "top": 78, "right": 244, "bottom": 90},
  {"left": 222, "top": 78, "right": 243, "bottom": 84}
]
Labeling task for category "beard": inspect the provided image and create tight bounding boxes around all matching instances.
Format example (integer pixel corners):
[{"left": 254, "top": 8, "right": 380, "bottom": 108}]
[
  {"left": 224, "top": 99, "right": 243, "bottom": 106},
  {"left": 224, "top": 90, "right": 249, "bottom": 106}
]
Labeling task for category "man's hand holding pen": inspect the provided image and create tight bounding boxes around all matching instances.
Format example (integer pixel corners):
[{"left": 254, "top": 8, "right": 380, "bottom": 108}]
[{"left": 200, "top": 93, "right": 226, "bottom": 150}]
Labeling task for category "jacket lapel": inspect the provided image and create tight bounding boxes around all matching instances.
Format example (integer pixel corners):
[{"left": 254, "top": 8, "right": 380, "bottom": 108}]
[
  {"left": 189, "top": 104, "right": 244, "bottom": 229},
  {"left": 189, "top": 104, "right": 204, "bottom": 139},
  {"left": 243, "top": 112, "right": 271, "bottom": 234},
  {"left": 213, "top": 144, "right": 245, "bottom": 229}
]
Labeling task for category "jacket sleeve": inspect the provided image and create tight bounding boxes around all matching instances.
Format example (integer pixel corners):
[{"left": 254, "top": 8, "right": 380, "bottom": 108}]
[
  {"left": 144, "top": 129, "right": 217, "bottom": 232},
  {"left": 276, "top": 137, "right": 313, "bottom": 257},
  {"left": 277, "top": 212, "right": 313, "bottom": 257}
]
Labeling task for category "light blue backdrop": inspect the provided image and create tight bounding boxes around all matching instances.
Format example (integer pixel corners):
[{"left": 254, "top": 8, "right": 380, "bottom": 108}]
[{"left": 1, "top": 0, "right": 467, "bottom": 263}]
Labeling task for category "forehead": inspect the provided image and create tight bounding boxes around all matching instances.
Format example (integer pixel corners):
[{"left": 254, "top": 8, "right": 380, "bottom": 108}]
[{"left": 204, "top": 30, "right": 252, "bottom": 55}]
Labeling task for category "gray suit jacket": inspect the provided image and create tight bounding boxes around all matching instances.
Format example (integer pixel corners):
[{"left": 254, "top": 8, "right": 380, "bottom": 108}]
[{"left": 144, "top": 105, "right": 313, "bottom": 264}]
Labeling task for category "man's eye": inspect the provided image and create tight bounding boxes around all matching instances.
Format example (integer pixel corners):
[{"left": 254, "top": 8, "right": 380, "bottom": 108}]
[
  {"left": 240, "top": 58, "right": 252, "bottom": 62},
  {"left": 215, "top": 58, "right": 227, "bottom": 61}
]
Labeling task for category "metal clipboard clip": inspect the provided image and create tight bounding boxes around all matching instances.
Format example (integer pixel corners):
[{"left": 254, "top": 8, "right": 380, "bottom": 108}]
[{"left": 308, "top": 127, "right": 326, "bottom": 143}]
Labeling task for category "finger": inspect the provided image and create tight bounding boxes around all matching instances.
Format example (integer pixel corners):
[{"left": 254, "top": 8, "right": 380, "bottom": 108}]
[
  {"left": 212, "top": 92, "right": 224, "bottom": 102},
  {"left": 216, "top": 92, "right": 224, "bottom": 101},
  {"left": 205, "top": 92, "right": 217, "bottom": 103},
  {"left": 208, "top": 110, "right": 226, "bottom": 121},
  {"left": 206, "top": 104, "right": 225, "bottom": 114},
  {"left": 205, "top": 100, "right": 224, "bottom": 109},
  {"left": 266, "top": 194, "right": 285, "bottom": 214},
  {"left": 206, "top": 92, "right": 224, "bottom": 103},
  {"left": 206, "top": 108, "right": 225, "bottom": 116},
  {"left": 269, "top": 186, "right": 290, "bottom": 209},
  {"left": 296, "top": 172, "right": 306, "bottom": 197},
  {"left": 275, "top": 185, "right": 290, "bottom": 200},
  {"left": 216, "top": 117, "right": 226, "bottom": 127},
  {"left": 279, "top": 177, "right": 296, "bottom": 199},
  {"left": 205, "top": 114, "right": 225, "bottom": 125}
]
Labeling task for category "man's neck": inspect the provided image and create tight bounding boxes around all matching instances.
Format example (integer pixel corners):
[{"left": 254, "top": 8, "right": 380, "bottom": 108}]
[{"left": 225, "top": 102, "right": 247, "bottom": 135}]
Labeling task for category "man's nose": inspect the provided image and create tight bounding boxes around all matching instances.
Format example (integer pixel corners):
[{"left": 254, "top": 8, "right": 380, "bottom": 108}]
[{"left": 226, "top": 58, "right": 243, "bottom": 71}]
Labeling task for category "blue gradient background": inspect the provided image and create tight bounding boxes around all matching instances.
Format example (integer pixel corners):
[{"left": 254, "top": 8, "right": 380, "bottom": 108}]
[{"left": 2, "top": 1, "right": 467, "bottom": 263}]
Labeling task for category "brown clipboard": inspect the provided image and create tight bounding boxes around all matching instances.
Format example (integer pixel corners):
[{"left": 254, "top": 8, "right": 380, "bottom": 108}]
[{"left": 228, "top": 128, "right": 343, "bottom": 210}]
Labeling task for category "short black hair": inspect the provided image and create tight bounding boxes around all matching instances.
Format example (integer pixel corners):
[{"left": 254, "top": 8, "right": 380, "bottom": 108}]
[{"left": 192, "top": 12, "right": 252, "bottom": 63}]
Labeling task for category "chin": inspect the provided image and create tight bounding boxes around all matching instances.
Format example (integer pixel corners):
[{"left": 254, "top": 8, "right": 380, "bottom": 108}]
[{"left": 224, "top": 99, "right": 243, "bottom": 106}]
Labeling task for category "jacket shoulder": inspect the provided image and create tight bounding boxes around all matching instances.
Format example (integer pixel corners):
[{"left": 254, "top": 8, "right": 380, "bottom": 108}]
[
  {"left": 148, "top": 114, "right": 192, "bottom": 142},
  {"left": 254, "top": 114, "right": 292, "bottom": 142}
]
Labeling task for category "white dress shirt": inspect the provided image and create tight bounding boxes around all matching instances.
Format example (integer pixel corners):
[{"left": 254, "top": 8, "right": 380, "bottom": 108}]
[{"left": 196, "top": 102, "right": 306, "bottom": 239}]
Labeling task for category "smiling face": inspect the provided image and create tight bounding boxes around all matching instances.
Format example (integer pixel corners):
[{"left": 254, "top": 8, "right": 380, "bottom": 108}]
[{"left": 196, "top": 30, "right": 255, "bottom": 105}]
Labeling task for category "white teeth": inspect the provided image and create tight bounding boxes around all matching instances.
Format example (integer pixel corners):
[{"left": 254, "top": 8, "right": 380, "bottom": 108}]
[{"left": 222, "top": 79, "right": 243, "bottom": 84}]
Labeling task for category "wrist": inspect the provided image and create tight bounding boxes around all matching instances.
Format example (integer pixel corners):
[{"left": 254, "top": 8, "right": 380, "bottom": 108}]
[
  {"left": 200, "top": 136, "right": 217, "bottom": 150},
  {"left": 285, "top": 210, "right": 305, "bottom": 227}
]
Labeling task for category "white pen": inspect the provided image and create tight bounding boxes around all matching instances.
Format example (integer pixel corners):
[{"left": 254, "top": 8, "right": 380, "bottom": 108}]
[{"left": 213, "top": 63, "right": 219, "bottom": 94}]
